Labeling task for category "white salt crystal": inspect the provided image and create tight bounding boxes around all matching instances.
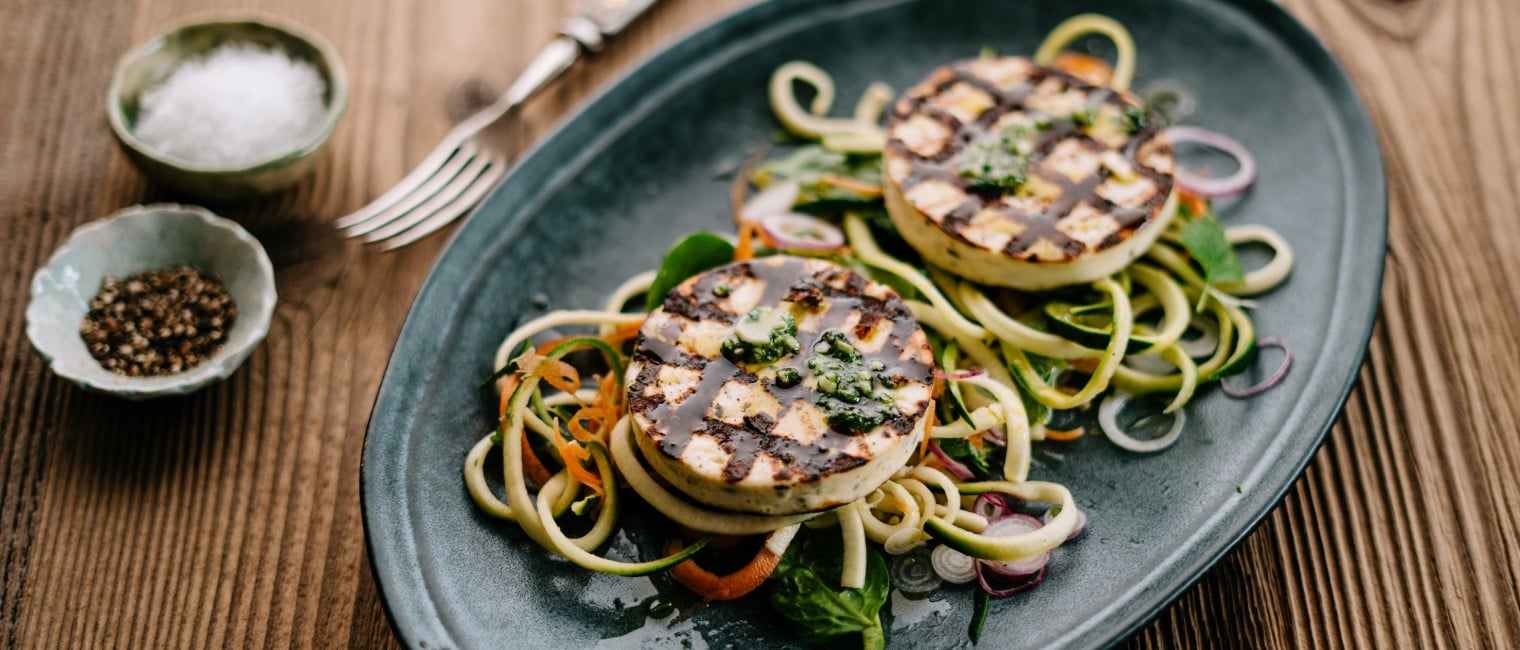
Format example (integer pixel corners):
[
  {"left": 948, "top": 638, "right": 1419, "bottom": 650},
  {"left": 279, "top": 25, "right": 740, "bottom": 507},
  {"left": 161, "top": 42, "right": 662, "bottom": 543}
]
[{"left": 134, "top": 42, "right": 327, "bottom": 168}]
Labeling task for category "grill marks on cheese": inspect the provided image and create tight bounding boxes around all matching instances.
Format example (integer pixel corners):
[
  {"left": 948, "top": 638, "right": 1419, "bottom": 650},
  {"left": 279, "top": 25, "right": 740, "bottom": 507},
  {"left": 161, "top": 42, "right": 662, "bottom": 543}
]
[
  {"left": 884, "top": 56, "right": 1175, "bottom": 264},
  {"left": 626, "top": 257, "right": 933, "bottom": 513}
]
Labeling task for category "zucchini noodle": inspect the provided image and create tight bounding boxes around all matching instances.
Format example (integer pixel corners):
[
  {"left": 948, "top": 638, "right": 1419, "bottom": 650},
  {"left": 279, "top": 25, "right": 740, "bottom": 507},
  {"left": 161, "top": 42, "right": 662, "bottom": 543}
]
[
  {"left": 462, "top": 17, "right": 1297, "bottom": 642},
  {"left": 1033, "top": 13, "right": 1138, "bottom": 92}
]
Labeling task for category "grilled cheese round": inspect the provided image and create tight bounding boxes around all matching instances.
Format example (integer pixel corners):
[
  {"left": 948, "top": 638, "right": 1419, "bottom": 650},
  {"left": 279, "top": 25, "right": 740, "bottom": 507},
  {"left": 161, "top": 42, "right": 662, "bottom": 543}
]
[
  {"left": 883, "top": 56, "right": 1178, "bottom": 290},
  {"left": 626, "top": 256, "right": 934, "bottom": 515}
]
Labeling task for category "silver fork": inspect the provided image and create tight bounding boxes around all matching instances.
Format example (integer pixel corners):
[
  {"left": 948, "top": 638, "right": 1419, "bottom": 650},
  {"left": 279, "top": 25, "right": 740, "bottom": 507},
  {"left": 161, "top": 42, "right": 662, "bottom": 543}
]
[{"left": 338, "top": 0, "right": 666, "bottom": 250}]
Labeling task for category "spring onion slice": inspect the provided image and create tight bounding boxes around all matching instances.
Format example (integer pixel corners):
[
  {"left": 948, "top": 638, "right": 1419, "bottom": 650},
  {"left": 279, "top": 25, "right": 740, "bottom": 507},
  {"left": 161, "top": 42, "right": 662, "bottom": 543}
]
[
  {"left": 1098, "top": 392, "right": 1186, "bottom": 453},
  {"left": 1033, "top": 13, "right": 1138, "bottom": 92},
  {"left": 931, "top": 544, "right": 978, "bottom": 584}
]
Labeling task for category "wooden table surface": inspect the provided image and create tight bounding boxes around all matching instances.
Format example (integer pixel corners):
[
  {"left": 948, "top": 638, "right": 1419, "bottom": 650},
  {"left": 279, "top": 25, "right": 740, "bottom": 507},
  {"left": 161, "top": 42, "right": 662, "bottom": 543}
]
[{"left": 4, "top": 0, "right": 1518, "bottom": 647}]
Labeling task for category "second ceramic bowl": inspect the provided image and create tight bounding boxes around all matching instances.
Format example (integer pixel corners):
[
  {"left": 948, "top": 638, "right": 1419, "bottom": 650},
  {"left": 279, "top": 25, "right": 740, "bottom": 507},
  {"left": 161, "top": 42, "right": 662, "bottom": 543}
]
[{"left": 107, "top": 13, "right": 348, "bottom": 199}]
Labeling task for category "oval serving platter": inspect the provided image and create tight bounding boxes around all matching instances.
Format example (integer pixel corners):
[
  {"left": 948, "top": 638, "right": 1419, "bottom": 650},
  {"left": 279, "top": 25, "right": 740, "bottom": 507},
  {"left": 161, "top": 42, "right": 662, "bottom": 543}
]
[{"left": 361, "top": 0, "right": 1385, "bottom": 647}]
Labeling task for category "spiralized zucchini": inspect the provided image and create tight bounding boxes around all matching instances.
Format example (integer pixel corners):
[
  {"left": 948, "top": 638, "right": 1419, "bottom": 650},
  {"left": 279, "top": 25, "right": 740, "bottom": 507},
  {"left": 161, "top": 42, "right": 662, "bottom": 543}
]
[{"left": 461, "top": 16, "right": 1296, "bottom": 629}]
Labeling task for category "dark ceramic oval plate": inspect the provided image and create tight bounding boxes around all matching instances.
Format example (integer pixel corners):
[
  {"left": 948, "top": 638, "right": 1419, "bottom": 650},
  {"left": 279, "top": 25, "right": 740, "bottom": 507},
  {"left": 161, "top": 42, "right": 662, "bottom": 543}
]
[{"left": 361, "top": 0, "right": 1385, "bottom": 647}]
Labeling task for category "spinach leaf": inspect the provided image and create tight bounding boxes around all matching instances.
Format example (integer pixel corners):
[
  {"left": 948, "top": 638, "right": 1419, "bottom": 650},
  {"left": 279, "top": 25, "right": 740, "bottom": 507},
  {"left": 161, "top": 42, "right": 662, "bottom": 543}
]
[
  {"left": 770, "top": 532, "right": 889, "bottom": 649},
  {"left": 1177, "top": 207, "right": 1244, "bottom": 287},
  {"left": 643, "top": 232, "right": 735, "bottom": 312}
]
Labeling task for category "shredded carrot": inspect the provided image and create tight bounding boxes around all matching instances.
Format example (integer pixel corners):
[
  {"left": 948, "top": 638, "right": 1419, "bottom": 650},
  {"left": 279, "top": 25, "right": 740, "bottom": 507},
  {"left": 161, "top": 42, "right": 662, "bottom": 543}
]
[
  {"left": 1044, "top": 427, "right": 1085, "bottom": 442},
  {"left": 734, "top": 221, "right": 759, "bottom": 261},
  {"left": 520, "top": 429, "right": 555, "bottom": 487},
  {"left": 1051, "top": 52, "right": 1114, "bottom": 87},
  {"left": 549, "top": 418, "right": 603, "bottom": 496},
  {"left": 1179, "top": 191, "right": 1208, "bottom": 218},
  {"left": 665, "top": 539, "right": 784, "bottom": 601},
  {"left": 820, "top": 173, "right": 883, "bottom": 198},
  {"left": 919, "top": 404, "right": 939, "bottom": 459},
  {"left": 525, "top": 357, "right": 580, "bottom": 395},
  {"left": 497, "top": 374, "right": 522, "bottom": 419},
  {"left": 604, "top": 319, "right": 645, "bottom": 345}
]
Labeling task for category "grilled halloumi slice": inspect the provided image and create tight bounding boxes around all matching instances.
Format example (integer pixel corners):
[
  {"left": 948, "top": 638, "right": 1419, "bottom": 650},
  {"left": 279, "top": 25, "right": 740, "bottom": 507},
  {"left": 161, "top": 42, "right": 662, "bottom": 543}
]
[
  {"left": 883, "top": 56, "right": 1178, "bottom": 290},
  {"left": 626, "top": 256, "right": 934, "bottom": 515}
]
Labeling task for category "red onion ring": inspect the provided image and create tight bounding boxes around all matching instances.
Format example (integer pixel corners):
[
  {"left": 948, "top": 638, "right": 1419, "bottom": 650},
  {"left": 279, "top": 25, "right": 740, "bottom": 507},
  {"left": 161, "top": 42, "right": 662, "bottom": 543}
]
[
  {"left": 757, "top": 213, "right": 845, "bottom": 251},
  {"left": 981, "top": 426, "right": 1007, "bottom": 448},
  {"left": 975, "top": 557, "right": 1046, "bottom": 597},
  {"left": 1166, "top": 125, "right": 1258, "bottom": 198},
  {"left": 1221, "top": 337, "right": 1292, "bottom": 398},
  {"left": 740, "top": 180, "right": 800, "bottom": 223},
  {"left": 972, "top": 493, "right": 1015, "bottom": 522},
  {"left": 932, "top": 368, "right": 986, "bottom": 381},
  {"left": 927, "top": 442, "right": 976, "bottom": 481}
]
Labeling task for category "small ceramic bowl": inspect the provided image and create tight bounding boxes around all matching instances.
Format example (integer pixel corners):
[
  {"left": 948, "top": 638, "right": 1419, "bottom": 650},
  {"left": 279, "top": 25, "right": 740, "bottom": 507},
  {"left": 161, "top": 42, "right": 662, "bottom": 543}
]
[
  {"left": 107, "top": 13, "right": 347, "bottom": 199},
  {"left": 26, "top": 204, "right": 277, "bottom": 400}
]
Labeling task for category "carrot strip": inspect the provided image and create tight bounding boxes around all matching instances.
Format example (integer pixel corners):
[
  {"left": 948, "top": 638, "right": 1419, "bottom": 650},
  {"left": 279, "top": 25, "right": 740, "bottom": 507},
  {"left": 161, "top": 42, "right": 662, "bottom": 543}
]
[
  {"left": 520, "top": 429, "right": 555, "bottom": 487},
  {"left": 734, "top": 221, "right": 759, "bottom": 261},
  {"left": 1051, "top": 52, "right": 1114, "bottom": 87},
  {"left": 820, "top": 173, "right": 883, "bottom": 198},
  {"left": 550, "top": 418, "right": 603, "bottom": 495},
  {"left": 1044, "top": 428, "right": 1084, "bottom": 442},
  {"left": 664, "top": 539, "right": 785, "bottom": 601},
  {"left": 1179, "top": 191, "right": 1209, "bottom": 218},
  {"left": 919, "top": 404, "right": 939, "bottom": 459}
]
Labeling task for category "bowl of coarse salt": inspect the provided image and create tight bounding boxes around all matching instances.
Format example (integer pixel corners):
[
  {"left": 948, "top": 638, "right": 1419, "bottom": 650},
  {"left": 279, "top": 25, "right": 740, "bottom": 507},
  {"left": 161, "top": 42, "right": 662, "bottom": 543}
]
[{"left": 107, "top": 13, "right": 347, "bottom": 199}]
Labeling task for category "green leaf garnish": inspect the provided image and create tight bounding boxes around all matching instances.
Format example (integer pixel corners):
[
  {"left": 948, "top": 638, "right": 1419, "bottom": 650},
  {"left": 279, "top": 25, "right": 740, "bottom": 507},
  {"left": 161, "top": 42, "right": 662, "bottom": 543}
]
[
  {"left": 770, "top": 532, "right": 889, "bottom": 648},
  {"left": 1176, "top": 201, "right": 1245, "bottom": 303},
  {"left": 644, "top": 232, "right": 735, "bottom": 312}
]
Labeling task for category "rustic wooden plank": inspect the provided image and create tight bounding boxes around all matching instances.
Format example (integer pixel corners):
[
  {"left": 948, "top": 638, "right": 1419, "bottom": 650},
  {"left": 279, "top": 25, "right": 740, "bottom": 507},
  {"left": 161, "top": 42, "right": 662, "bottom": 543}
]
[{"left": 1, "top": 0, "right": 1517, "bottom": 648}]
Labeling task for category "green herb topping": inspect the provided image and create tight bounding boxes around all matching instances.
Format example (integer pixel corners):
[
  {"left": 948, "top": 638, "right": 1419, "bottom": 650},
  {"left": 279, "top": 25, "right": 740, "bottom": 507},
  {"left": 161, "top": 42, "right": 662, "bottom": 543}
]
[
  {"left": 955, "top": 125, "right": 1036, "bottom": 192},
  {"left": 807, "top": 330, "right": 896, "bottom": 433},
  {"left": 722, "top": 307, "right": 800, "bottom": 365}
]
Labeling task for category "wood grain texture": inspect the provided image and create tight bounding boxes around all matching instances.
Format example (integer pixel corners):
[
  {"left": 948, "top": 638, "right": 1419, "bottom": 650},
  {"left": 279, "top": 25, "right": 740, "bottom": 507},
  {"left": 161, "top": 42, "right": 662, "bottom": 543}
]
[{"left": 0, "top": 0, "right": 1516, "bottom": 648}]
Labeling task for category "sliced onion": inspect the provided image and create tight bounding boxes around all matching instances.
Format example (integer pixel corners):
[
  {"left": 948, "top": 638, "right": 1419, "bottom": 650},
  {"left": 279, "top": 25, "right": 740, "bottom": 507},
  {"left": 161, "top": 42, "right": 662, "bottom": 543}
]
[
  {"left": 1043, "top": 506, "right": 1088, "bottom": 541},
  {"left": 932, "top": 368, "right": 986, "bottom": 381},
  {"left": 1098, "top": 392, "right": 1186, "bottom": 453},
  {"left": 757, "top": 213, "right": 845, "bottom": 251},
  {"left": 931, "top": 544, "right": 978, "bottom": 584},
  {"left": 1178, "top": 316, "right": 1221, "bottom": 359},
  {"left": 927, "top": 442, "right": 976, "bottom": 480},
  {"left": 1221, "top": 337, "right": 1292, "bottom": 398},
  {"left": 889, "top": 547, "right": 943, "bottom": 598},
  {"left": 981, "top": 426, "right": 1007, "bottom": 448},
  {"left": 972, "top": 493, "right": 1016, "bottom": 522},
  {"left": 741, "top": 180, "right": 801, "bottom": 223},
  {"left": 1166, "top": 125, "right": 1258, "bottom": 198},
  {"left": 978, "top": 515, "right": 1051, "bottom": 579},
  {"left": 976, "top": 560, "right": 1046, "bottom": 597}
]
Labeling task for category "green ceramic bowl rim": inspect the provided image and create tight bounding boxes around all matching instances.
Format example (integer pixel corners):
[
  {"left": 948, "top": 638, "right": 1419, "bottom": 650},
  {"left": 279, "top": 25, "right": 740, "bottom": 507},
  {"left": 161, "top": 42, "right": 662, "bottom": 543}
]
[{"left": 105, "top": 11, "right": 349, "bottom": 176}]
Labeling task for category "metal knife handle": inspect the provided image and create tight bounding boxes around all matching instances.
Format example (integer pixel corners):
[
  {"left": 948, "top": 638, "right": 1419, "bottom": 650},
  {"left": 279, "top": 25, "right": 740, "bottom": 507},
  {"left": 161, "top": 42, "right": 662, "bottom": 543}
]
[{"left": 561, "top": 0, "right": 663, "bottom": 51}]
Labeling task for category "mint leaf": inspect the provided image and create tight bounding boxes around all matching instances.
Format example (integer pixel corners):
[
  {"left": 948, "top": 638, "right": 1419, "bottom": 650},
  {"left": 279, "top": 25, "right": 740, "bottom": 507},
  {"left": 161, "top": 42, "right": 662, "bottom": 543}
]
[
  {"left": 1178, "top": 213, "right": 1244, "bottom": 286},
  {"left": 644, "top": 232, "right": 735, "bottom": 312}
]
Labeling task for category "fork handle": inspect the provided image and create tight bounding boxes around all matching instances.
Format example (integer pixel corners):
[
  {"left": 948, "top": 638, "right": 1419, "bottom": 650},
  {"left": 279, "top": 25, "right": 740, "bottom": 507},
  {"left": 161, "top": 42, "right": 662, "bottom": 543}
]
[{"left": 561, "top": 0, "right": 664, "bottom": 52}]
